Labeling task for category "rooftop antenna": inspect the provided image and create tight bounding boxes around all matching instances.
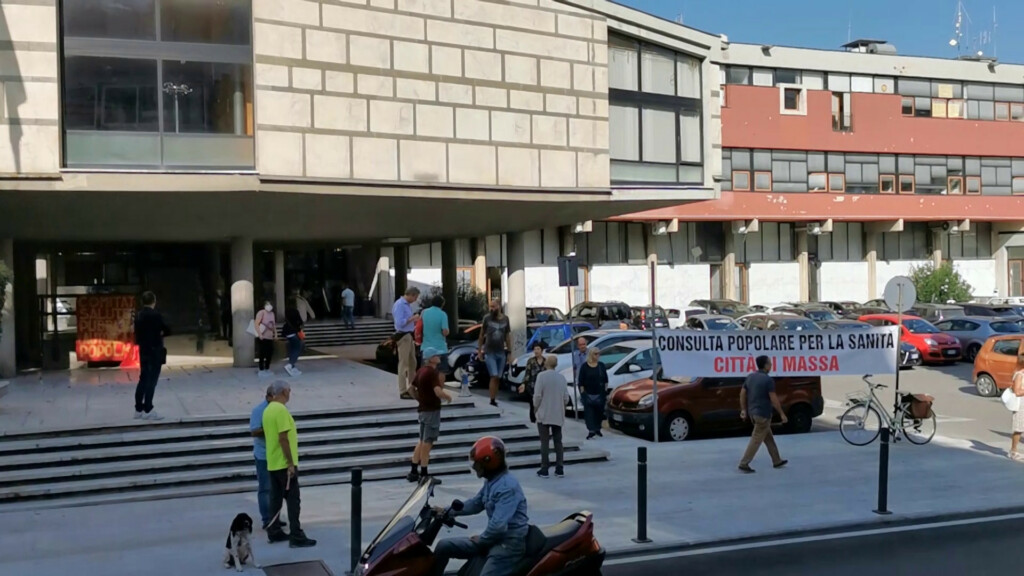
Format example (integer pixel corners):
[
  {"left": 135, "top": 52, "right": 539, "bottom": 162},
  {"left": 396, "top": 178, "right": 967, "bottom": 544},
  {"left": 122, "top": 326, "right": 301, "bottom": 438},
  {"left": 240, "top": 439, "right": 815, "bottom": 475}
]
[
  {"left": 847, "top": 10, "right": 852, "bottom": 43},
  {"left": 992, "top": 5, "right": 998, "bottom": 58},
  {"left": 949, "top": 1, "right": 969, "bottom": 56}
]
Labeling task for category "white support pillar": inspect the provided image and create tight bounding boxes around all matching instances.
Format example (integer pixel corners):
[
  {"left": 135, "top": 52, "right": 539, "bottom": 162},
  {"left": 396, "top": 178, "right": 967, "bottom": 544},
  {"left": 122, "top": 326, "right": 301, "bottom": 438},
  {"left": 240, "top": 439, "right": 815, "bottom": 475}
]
[
  {"left": 230, "top": 238, "right": 255, "bottom": 368},
  {"left": 473, "top": 237, "right": 487, "bottom": 293},
  {"left": 865, "top": 232, "right": 879, "bottom": 300},
  {"left": 375, "top": 250, "right": 392, "bottom": 319},
  {"left": 0, "top": 239, "right": 14, "bottom": 378},
  {"left": 796, "top": 229, "right": 810, "bottom": 303},
  {"left": 274, "top": 250, "right": 286, "bottom": 320},
  {"left": 994, "top": 227, "right": 1009, "bottom": 297},
  {"left": 507, "top": 232, "right": 527, "bottom": 359},
  {"left": 647, "top": 230, "right": 658, "bottom": 306},
  {"left": 931, "top": 230, "right": 943, "bottom": 268},
  {"left": 723, "top": 224, "right": 737, "bottom": 301}
]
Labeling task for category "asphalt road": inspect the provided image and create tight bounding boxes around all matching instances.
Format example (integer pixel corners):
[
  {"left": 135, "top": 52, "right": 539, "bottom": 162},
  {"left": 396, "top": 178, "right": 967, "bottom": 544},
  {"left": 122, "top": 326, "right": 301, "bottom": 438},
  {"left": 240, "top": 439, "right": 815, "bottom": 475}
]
[{"left": 604, "top": 515, "right": 1024, "bottom": 575}]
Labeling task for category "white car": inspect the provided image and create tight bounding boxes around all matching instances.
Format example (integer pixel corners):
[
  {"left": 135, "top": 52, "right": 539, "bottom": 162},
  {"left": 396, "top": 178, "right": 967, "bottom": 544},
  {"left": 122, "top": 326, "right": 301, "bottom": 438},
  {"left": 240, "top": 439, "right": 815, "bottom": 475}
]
[
  {"left": 749, "top": 302, "right": 798, "bottom": 313},
  {"left": 560, "top": 339, "right": 655, "bottom": 413},
  {"left": 736, "top": 311, "right": 800, "bottom": 329},
  {"left": 506, "top": 330, "right": 652, "bottom": 388},
  {"left": 666, "top": 306, "right": 707, "bottom": 328}
]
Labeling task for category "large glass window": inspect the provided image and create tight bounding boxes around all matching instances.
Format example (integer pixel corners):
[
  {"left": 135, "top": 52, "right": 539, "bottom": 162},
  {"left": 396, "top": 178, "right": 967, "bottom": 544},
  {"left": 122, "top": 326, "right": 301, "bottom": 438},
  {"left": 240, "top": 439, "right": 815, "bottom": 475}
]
[
  {"left": 640, "top": 45, "right": 675, "bottom": 95},
  {"left": 642, "top": 108, "right": 676, "bottom": 163},
  {"left": 609, "top": 34, "right": 639, "bottom": 91},
  {"left": 609, "top": 104, "right": 639, "bottom": 161},
  {"left": 61, "top": 0, "right": 254, "bottom": 170}
]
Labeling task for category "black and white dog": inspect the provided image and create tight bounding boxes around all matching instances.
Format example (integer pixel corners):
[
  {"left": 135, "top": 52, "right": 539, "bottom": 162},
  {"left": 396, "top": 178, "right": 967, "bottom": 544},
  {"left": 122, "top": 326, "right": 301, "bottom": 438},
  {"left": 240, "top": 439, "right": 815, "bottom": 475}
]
[{"left": 223, "top": 513, "right": 258, "bottom": 571}]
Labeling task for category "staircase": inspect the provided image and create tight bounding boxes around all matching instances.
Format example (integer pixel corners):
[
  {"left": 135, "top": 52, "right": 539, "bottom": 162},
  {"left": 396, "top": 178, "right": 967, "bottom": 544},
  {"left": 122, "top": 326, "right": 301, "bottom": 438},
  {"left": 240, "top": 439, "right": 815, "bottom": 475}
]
[
  {"left": 284, "top": 318, "right": 394, "bottom": 347},
  {"left": 0, "top": 401, "right": 607, "bottom": 512}
]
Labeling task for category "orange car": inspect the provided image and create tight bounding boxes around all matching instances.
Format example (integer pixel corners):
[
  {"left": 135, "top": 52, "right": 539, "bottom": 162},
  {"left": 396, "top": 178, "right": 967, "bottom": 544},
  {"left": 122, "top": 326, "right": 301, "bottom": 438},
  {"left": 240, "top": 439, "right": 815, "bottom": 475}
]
[{"left": 972, "top": 335, "right": 1024, "bottom": 396}]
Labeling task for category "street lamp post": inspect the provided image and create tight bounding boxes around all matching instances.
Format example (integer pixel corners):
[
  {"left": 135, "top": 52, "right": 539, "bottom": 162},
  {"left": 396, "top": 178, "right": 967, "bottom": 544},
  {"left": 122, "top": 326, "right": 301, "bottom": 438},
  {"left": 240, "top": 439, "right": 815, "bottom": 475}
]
[{"left": 162, "top": 82, "right": 193, "bottom": 134}]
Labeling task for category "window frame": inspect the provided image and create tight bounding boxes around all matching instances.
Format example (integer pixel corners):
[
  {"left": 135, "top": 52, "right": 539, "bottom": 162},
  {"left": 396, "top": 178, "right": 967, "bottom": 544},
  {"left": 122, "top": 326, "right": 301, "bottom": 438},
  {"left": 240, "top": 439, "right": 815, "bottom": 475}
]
[
  {"left": 831, "top": 91, "right": 852, "bottom": 131},
  {"left": 899, "top": 175, "right": 916, "bottom": 195},
  {"left": 901, "top": 97, "right": 914, "bottom": 116},
  {"left": 1013, "top": 177, "right": 1024, "bottom": 196},
  {"left": 732, "top": 170, "right": 751, "bottom": 191},
  {"left": 947, "top": 176, "right": 964, "bottom": 195},
  {"left": 808, "top": 172, "right": 828, "bottom": 193},
  {"left": 879, "top": 174, "right": 896, "bottom": 194},
  {"left": 828, "top": 173, "right": 846, "bottom": 193},
  {"left": 753, "top": 170, "right": 772, "bottom": 192},
  {"left": 996, "top": 102, "right": 1011, "bottom": 122},
  {"left": 1012, "top": 103, "right": 1024, "bottom": 122},
  {"left": 779, "top": 84, "right": 807, "bottom": 115},
  {"left": 966, "top": 176, "right": 982, "bottom": 195}
]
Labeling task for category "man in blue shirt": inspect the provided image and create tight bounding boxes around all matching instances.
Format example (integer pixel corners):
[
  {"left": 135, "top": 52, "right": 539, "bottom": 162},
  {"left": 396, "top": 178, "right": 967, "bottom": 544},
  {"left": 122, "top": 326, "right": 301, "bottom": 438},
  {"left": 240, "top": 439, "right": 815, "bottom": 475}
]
[
  {"left": 392, "top": 287, "right": 421, "bottom": 399},
  {"left": 250, "top": 385, "right": 284, "bottom": 531},
  {"left": 432, "top": 437, "right": 529, "bottom": 576},
  {"left": 420, "top": 295, "right": 450, "bottom": 373}
]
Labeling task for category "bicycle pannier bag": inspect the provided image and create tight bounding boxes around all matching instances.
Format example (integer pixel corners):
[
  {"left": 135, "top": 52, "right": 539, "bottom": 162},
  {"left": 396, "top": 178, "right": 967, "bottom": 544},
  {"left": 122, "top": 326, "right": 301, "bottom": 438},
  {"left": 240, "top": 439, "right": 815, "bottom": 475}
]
[{"left": 910, "top": 394, "right": 934, "bottom": 419}]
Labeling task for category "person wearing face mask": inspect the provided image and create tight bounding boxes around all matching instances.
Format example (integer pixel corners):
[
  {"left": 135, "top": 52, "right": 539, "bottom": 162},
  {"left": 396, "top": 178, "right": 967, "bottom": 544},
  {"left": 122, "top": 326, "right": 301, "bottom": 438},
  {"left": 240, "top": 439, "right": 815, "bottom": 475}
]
[{"left": 255, "top": 301, "right": 277, "bottom": 377}]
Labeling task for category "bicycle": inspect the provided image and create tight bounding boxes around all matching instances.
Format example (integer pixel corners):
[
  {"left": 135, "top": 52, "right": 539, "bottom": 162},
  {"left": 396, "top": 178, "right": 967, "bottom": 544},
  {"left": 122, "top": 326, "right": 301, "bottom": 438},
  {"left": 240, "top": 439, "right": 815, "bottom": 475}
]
[{"left": 839, "top": 375, "right": 937, "bottom": 446}]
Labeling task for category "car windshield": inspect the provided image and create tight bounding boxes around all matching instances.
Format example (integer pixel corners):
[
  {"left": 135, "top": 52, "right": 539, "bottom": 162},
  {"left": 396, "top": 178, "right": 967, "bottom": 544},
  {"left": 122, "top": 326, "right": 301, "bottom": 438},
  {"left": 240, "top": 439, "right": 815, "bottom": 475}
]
[
  {"left": 991, "top": 321, "right": 1022, "bottom": 334},
  {"left": 716, "top": 301, "right": 749, "bottom": 314},
  {"left": 550, "top": 334, "right": 598, "bottom": 353},
  {"left": 706, "top": 318, "right": 738, "bottom": 330},
  {"left": 779, "top": 319, "right": 817, "bottom": 330},
  {"left": 597, "top": 345, "right": 635, "bottom": 368},
  {"left": 831, "top": 322, "right": 869, "bottom": 330},
  {"left": 903, "top": 319, "right": 939, "bottom": 334},
  {"left": 530, "top": 308, "right": 564, "bottom": 321},
  {"left": 362, "top": 480, "right": 434, "bottom": 565},
  {"left": 804, "top": 309, "right": 837, "bottom": 321},
  {"left": 636, "top": 307, "right": 666, "bottom": 318}
]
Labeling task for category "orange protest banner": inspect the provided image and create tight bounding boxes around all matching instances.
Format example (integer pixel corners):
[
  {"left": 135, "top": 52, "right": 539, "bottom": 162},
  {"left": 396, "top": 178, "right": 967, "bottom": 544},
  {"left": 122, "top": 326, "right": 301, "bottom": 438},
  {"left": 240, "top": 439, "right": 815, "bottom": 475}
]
[{"left": 75, "top": 295, "right": 136, "bottom": 363}]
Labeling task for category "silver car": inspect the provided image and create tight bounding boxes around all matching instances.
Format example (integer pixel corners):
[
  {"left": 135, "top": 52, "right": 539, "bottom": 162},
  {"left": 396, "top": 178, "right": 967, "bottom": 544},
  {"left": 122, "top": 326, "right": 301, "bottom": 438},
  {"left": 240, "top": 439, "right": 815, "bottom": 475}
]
[
  {"left": 933, "top": 316, "right": 1023, "bottom": 362},
  {"left": 506, "top": 329, "right": 652, "bottom": 387}
]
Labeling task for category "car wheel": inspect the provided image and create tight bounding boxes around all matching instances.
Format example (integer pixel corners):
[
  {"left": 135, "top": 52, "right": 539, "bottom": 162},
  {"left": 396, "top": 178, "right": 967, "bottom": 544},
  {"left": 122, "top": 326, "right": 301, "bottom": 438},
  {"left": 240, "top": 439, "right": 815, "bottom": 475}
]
[
  {"left": 786, "top": 405, "right": 814, "bottom": 434},
  {"left": 975, "top": 374, "right": 998, "bottom": 398},
  {"left": 965, "top": 343, "right": 981, "bottom": 363},
  {"left": 662, "top": 412, "right": 693, "bottom": 442}
]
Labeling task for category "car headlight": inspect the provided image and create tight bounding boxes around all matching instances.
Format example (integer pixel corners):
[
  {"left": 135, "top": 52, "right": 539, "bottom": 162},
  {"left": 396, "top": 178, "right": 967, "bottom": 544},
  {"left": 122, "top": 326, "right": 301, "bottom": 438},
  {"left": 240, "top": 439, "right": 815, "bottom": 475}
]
[
  {"left": 924, "top": 338, "right": 937, "bottom": 347},
  {"left": 637, "top": 394, "right": 654, "bottom": 409}
]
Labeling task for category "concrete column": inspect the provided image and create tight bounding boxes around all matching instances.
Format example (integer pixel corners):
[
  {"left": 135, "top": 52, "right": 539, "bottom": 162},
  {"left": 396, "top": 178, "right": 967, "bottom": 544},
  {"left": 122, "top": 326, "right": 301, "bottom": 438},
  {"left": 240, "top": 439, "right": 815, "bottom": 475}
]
[
  {"left": 0, "top": 239, "right": 15, "bottom": 378},
  {"left": 375, "top": 250, "right": 392, "bottom": 319},
  {"left": 507, "top": 232, "right": 527, "bottom": 358},
  {"left": 994, "top": 228, "right": 1009, "bottom": 297},
  {"left": 472, "top": 237, "right": 487, "bottom": 293},
  {"left": 646, "top": 231, "right": 658, "bottom": 306},
  {"left": 274, "top": 250, "right": 286, "bottom": 320},
  {"left": 723, "top": 224, "right": 737, "bottom": 301},
  {"left": 931, "top": 231, "right": 943, "bottom": 268},
  {"left": 796, "top": 229, "right": 810, "bottom": 303},
  {"left": 865, "top": 232, "right": 879, "bottom": 300},
  {"left": 230, "top": 237, "right": 255, "bottom": 368},
  {"left": 393, "top": 246, "right": 408, "bottom": 302},
  {"left": 441, "top": 239, "right": 459, "bottom": 327}
]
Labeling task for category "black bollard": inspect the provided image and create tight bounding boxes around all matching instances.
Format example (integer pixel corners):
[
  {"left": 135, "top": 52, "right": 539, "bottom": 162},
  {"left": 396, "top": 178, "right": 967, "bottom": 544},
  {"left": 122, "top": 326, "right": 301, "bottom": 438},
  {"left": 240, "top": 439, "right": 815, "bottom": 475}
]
[
  {"left": 873, "top": 428, "right": 892, "bottom": 515},
  {"left": 632, "top": 446, "right": 652, "bottom": 543},
  {"left": 350, "top": 468, "right": 364, "bottom": 573}
]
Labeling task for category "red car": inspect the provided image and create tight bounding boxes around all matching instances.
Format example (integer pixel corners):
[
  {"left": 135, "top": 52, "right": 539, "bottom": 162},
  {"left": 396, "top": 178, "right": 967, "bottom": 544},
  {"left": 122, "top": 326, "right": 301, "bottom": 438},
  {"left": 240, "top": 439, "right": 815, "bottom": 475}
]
[{"left": 859, "top": 314, "right": 962, "bottom": 364}]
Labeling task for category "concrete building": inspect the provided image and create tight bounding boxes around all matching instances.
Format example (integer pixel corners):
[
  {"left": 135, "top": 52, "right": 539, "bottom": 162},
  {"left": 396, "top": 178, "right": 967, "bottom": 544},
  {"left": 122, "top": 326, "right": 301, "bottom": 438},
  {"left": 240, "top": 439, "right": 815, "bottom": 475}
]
[{"left": 0, "top": 0, "right": 718, "bottom": 375}]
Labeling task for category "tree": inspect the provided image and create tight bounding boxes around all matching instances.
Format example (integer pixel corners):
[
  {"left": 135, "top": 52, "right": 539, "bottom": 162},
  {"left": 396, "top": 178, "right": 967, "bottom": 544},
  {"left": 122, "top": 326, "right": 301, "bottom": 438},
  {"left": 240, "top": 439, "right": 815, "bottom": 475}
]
[
  {"left": 0, "top": 260, "right": 10, "bottom": 340},
  {"left": 420, "top": 282, "right": 488, "bottom": 322},
  {"left": 909, "top": 261, "right": 973, "bottom": 304}
]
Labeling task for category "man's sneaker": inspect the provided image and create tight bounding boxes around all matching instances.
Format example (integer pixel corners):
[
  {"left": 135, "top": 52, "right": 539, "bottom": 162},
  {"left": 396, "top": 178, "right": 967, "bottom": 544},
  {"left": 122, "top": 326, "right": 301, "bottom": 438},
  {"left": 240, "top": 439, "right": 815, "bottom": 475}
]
[
  {"left": 738, "top": 464, "right": 756, "bottom": 474},
  {"left": 406, "top": 471, "right": 420, "bottom": 483},
  {"left": 292, "top": 367, "right": 302, "bottom": 376},
  {"left": 490, "top": 400, "right": 498, "bottom": 407},
  {"left": 267, "top": 531, "right": 290, "bottom": 544},
  {"left": 773, "top": 459, "right": 789, "bottom": 469},
  {"left": 555, "top": 469, "right": 564, "bottom": 478},
  {"left": 284, "top": 364, "right": 296, "bottom": 377},
  {"left": 537, "top": 469, "right": 550, "bottom": 479},
  {"left": 289, "top": 536, "right": 317, "bottom": 548},
  {"left": 134, "top": 411, "right": 144, "bottom": 420},
  {"left": 143, "top": 411, "right": 164, "bottom": 421}
]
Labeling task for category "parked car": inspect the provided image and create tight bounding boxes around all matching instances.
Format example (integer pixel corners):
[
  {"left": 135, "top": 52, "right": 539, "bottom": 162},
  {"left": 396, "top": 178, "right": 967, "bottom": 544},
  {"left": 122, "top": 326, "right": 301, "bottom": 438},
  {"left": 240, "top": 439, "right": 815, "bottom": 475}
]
[
  {"left": 818, "top": 319, "right": 871, "bottom": 330},
  {"left": 527, "top": 307, "right": 565, "bottom": 322},
  {"left": 683, "top": 314, "right": 741, "bottom": 331},
  {"left": 746, "top": 314, "right": 818, "bottom": 331},
  {"left": 688, "top": 299, "right": 750, "bottom": 318},
  {"left": 862, "top": 298, "right": 891, "bottom": 310},
  {"left": 526, "top": 321, "right": 594, "bottom": 351},
  {"left": 842, "top": 306, "right": 889, "bottom": 320},
  {"left": 910, "top": 303, "right": 965, "bottom": 324},
  {"left": 961, "top": 303, "right": 1020, "bottom": 319},
  {"left": 973, "top": 335, "right": 1024, "bottom": 396},
  {"left": 819, "top": 300, "right": 861, "bottom": 316},
  {"left": 559, "top": 339, "right": 655, "bottom": 412},
  {"left": 749, "top": 303, "right": 798, "bottom": 314},
  {"left": 506, "top": 329, "right": 652, "bottom": 388},
  {"left": 933, "top": 316, "right": 1023, "bottom": 362},
  {"left": 736, "top": 311, "right": 800, "bottom": 329},
  {"left": 859, "top": 314, "right": 962, "bottom": 364},
  {"left": 568, "top": 301, "right": 633, "bottom": 326},
  {"left": 790, "top": 305, "right": 838, "bottom": 322},
  {"left": 667, "top": 306, "right": 708, "bottom": 328},
  {"left": 819, "top": 319, "right": 920, "bottom": 368},
  {"left": 446, "top": 324, "right": 483, "bottom": 384},
  {"left": 607, "top": 373, "right": 824, "bottom": 441},
  {"left": 630, "top": 306, "right": 670, "bottom": 330}
]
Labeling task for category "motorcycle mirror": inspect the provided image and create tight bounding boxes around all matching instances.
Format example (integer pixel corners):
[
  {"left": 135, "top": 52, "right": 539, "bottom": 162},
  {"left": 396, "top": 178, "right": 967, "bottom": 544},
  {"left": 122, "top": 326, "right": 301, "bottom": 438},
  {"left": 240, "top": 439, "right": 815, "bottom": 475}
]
[{"left": 451, "top": 499, "right": 464, "bottom": 512}]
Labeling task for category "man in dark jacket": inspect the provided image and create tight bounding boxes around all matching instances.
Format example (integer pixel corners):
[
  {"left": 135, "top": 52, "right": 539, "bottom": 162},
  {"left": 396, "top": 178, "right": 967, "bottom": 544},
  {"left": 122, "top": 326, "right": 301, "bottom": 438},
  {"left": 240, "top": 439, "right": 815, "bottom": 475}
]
[{"left": 134, "top": 291, "right": 170, "bottom": 420}]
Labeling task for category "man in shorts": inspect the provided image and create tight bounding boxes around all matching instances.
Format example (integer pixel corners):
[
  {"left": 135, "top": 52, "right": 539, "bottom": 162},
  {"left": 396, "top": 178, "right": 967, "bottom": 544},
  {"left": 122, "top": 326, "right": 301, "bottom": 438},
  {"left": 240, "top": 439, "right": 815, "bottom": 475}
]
[
  {"left": 408, "top": 347, "right": 454, "bottom": 483},
  {"left": 477, "top": 299, "right": 511, "bottom": 407}
]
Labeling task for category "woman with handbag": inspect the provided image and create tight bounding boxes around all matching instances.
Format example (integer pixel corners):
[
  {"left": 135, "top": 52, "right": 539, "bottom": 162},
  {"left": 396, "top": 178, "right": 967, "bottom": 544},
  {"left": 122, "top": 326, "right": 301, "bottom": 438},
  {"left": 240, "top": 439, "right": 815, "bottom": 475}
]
[
  {"left": 577, "top": 347, "right": 609, "bottom": 440},
  {"left": 255, "top": 301, "right": 277, "bottom": 377},
  {"left": 1007, "top": 354, "right": 1024, "bottom": 461},
  {"left": 282, "top": 300, "right": 305, "bottom": 377}
]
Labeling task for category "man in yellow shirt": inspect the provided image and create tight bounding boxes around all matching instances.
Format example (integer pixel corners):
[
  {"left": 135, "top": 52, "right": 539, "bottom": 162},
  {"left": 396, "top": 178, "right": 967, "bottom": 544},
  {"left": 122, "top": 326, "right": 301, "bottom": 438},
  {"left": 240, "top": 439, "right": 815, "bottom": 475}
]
[{"left": 262, "top": 380, "right": 316, "bottom": 548}]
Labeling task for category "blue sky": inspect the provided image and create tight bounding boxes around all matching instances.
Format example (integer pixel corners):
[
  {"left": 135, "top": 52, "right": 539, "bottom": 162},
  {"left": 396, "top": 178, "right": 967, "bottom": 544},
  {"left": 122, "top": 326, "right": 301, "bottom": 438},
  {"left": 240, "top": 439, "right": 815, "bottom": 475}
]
[{"left": 621, "top": 0, "right": 1024, "bottom": 63}]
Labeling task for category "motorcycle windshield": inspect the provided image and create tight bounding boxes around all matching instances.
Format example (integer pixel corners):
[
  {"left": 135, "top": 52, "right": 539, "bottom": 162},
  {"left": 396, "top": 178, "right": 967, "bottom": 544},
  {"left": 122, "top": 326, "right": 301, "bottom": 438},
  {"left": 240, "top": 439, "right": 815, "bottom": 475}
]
[{"left": 362, "top": 480, "right": 434, "bottom": 565}]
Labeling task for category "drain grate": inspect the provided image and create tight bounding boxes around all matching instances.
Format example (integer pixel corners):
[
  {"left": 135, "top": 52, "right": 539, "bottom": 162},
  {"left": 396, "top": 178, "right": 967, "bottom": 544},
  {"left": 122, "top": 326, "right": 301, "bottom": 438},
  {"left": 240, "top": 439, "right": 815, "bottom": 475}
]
[{"left": 262, "top": 559, "right": 334, "bottom": 576}]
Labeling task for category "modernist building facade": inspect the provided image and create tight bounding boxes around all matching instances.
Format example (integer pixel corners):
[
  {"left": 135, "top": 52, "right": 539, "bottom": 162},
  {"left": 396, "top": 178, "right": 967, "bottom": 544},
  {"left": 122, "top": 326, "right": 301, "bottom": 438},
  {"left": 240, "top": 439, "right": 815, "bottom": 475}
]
[{"left": 0, "top": 0, "right": 719, "bottom": 376}]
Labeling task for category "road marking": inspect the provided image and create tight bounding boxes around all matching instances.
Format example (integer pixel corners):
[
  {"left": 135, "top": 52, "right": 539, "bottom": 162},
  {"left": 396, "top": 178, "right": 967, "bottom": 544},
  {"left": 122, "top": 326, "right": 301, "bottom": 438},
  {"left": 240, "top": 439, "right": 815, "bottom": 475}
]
[
  {"left": 823, "top": 398, "right": 973, "bottom": 423},
  {"left": 604, "top": 511, "right": 1024, "bottom": 566}
]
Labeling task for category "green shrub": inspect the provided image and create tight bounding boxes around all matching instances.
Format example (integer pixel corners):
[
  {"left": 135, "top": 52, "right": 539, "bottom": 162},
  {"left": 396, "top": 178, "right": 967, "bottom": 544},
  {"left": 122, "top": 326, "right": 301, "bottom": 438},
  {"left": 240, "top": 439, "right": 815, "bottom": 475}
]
[
  {"left": 909, "top": 261, "right": 973, "bottom": 304},
  {"left": 420, "top": 282, "right": 488, "bottom": 322}
]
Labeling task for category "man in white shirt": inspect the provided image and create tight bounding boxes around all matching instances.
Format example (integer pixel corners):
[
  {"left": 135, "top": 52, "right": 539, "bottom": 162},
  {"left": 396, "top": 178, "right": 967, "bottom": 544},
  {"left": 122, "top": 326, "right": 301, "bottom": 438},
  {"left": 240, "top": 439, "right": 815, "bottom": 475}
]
[{"left": 341, "top": 283, "right": 356, "bottom": 329}]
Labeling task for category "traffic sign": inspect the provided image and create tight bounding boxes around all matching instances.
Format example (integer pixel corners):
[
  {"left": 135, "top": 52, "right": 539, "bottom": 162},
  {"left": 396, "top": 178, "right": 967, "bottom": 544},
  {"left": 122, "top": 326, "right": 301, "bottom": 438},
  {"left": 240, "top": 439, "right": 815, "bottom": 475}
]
[{"left": 883, "top": 276, "right": 917, "bottom": 313}]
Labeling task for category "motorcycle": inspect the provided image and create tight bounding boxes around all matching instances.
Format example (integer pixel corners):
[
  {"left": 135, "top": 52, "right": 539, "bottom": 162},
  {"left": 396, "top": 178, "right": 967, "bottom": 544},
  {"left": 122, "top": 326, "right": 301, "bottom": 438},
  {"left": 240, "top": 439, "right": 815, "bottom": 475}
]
[{"left": 353, "top": 478, "right": 606, "bottom": 576}]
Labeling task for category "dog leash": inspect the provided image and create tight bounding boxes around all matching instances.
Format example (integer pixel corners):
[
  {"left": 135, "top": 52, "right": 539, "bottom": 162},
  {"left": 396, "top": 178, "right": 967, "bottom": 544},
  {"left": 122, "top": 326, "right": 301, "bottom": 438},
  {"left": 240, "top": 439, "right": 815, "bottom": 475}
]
[{"left": 266, "top": 473, "right": 292, "bottom": 528}]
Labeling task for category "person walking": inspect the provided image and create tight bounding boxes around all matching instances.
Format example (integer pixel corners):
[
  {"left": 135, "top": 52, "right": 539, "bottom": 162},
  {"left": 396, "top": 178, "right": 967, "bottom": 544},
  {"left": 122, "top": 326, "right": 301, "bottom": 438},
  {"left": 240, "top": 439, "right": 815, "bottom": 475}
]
[
  {"left": 1007, "top": 354, "right": 1024, "bottom": 461},
  {"left": 421, "top": 295, "right": 451, "bottom": 374},
  {"left": 407, "top": 348, "right": 454, "bottom": 483},
  {"left": 263, "top": 380, "right": 317, "bottom": 548},
  {"left": 255, "top": 301, "right": 277, "bottom": 377},
  {"left": 533, "top": 355, "right": 566, "bottom": 478},
  {"left": 282, "top": 300, "right": 304, "bottom": 377},
  {"left": 340, "top": 283, "right": 356, "bottom": 329},
  {"left": 518, "top": 343, "right": 546, "bottom": 423},
  {"left": 738, "top": 355, "right": 789, "bottom": 473},
  {"left": 577, "top": 347, "right": 608, "bottom": 439},
  {"left": 133, "top": 291, "right": 170, "bottom": 420},
  {"left": 249, "top": 385, "right": 285, "bottom": 532},
  {"left": 477, "top": 299, "right": 511, "bottom": 407},
  {"left": 293, "top": 289, "right": 316, "bottom": 323},
  {"left": 393, "top": 287, "right": 421, "bottom": 399}
]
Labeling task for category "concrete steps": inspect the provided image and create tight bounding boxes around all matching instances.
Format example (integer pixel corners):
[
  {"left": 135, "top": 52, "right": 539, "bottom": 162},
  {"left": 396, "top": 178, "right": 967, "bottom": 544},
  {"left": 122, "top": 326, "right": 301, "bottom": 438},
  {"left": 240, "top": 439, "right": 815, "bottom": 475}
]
[
  {"left": 280, "top": 319, "right": 393, "bottom": 346},
  {"left": 0, "top": 400, "right": 607, "bottom": 510}
]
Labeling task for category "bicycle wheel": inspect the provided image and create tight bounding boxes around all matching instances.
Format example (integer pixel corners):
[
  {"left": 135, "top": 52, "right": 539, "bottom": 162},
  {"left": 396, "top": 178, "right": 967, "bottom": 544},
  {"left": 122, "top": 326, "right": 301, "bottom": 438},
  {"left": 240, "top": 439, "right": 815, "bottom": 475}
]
[
  {"left": 899, "top": 407, "right": 937, "bottom": 445},
  {"left": 840, "top": 403, "right": 882, "bottom": 446}
]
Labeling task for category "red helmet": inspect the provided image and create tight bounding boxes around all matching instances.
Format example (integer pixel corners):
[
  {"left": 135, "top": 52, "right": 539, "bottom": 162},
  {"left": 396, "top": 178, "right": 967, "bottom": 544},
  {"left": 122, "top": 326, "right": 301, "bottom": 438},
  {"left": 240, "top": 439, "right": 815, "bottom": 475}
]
[{"left": 470, "top": 436, "right": 507, "bottom": 477}]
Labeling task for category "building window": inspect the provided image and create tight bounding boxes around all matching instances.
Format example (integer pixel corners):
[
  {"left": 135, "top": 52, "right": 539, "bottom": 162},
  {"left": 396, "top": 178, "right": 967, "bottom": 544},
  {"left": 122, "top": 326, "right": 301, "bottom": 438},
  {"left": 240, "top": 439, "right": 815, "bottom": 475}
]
[
  {"left": 901, "top": 97, "right": 914, "bottom": 116},
  {"left": 808, "top": 172, "right": 827, "bottom": 192},
  {"left": 61, "top": 0, "right": 254, "bottom": 170},
  {"left": 609, "top": 104, "right": 640, "bottom": 161},
  {"left": 754, "top": 171, "right": 772, "bottom": 191},
  {"left": 996, "top": 102, "right": 1011, "bottom": 121},
  {"left": 775, "top": 69, "right": 801, "bottom": 86},
  {"left": 677, "top": 54, "right": 702, "bottom": 99},
  {"left": 780, "top": 86, "right": 805, "bottom": 114},
  {"left": 899, "top": 175, "right": 915, "bottom": 194},
  {"left": 966, "top": 176, "right": 982, "bottom": 195},
  {"left": 880, "top": 174, "right": 896, "bottom": 194},
  {"left": 679, "top": 110, "right": 701, "bottom": 163},
  {"left": 829, "top": 173, "right": 846, "bottom": 193},
  {"left": 947, "top": 99, "right": 965, "bottom": 118},
  {"left": 640, "top": 44, "right": 675, "bottom": 95},
  {"left": 1013, "top": 178, "right": 1024, "bottom": 195},
  {"left": 641, "top": 107, "right": 677, "bottom": 163},
  {"left": 931, "top": 99, "right": 948, "bottom": 118},
  {"left": 732, "top": 171, "right": 751, "bottom": 191},
  {"left": 726, "top": 66, "right": 751, "bottom": 85},
  {"left": 1012, "top": 103, "right": 1024, "bottom": 121},
  {"left": 947, "top": 176, "right": 963, "bottom": 195},
  {"left": 832, "top": 92, "right": 851, "bottom": 131},
  {"left": 609, "top": 34, "right": 639, "bottom": 91}
]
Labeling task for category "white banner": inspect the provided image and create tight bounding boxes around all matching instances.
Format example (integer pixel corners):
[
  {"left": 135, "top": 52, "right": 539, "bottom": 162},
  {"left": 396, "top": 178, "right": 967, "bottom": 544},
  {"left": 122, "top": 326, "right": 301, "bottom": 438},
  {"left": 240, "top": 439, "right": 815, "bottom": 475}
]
[{"left": 655, "top": 327, "right": 900, "bottom": 377}]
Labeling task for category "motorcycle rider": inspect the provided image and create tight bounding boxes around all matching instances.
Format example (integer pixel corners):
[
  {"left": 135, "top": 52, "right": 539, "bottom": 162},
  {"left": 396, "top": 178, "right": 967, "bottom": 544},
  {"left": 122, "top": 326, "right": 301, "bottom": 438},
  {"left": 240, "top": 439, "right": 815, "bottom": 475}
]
[{"left": 432, "top": 436, "right": 529, "bottom": 576}]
